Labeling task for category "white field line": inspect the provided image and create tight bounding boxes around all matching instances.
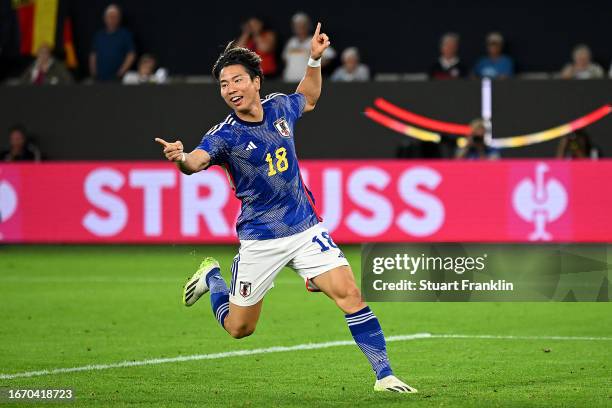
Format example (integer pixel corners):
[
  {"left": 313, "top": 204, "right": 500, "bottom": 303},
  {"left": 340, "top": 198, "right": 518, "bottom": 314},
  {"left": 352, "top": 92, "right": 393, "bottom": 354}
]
[
  {"left": 2, "top": 332, "right": 611, "bottom": 380},
  {"left": 429, "top": 334, "right": 612, "bottom": 341},
  {"left": 0, "top": 334, "right": 428, "bottom": 381}
]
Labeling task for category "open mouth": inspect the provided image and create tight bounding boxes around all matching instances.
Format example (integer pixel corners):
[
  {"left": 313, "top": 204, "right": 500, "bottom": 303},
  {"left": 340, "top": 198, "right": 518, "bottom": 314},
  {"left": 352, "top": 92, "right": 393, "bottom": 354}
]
[{"left": 230, "top": 96, "right": 243, "bottom": 105}]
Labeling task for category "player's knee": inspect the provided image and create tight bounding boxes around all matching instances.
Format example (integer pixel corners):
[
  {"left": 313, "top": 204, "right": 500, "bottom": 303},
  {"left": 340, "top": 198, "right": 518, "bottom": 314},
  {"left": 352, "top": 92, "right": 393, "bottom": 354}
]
[
  {"left": 346, "top": 285, "right": 362, "bottom": 301},
  {"left": 228, "top": 322, "right": 256, "bottom": 339},
  {"left": 335, "top": 285, "right": 363, "bottom": 312}
]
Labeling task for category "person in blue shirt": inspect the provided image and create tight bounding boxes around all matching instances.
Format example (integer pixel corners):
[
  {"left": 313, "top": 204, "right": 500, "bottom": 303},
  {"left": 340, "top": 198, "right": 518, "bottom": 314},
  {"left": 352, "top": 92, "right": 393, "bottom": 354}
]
[
  {"left": 473, "top": 32, "right": 514, "bottom": 79},
  {"left": 155, "top": 23, "right": 417, "bottom": 394},
  {"left": 89, "top": 4, "right": 136, "bottom": 81}
]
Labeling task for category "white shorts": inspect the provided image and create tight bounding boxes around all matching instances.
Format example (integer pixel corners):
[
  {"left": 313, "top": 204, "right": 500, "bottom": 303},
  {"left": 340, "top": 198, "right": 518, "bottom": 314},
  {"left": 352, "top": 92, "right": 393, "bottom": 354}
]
[{"left": 228, "top": 224, "right": 350, "bottom": 306}]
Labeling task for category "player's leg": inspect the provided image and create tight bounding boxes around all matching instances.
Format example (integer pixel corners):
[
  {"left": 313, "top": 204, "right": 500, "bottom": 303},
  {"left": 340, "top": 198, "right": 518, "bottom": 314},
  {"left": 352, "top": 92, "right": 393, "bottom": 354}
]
[
  {"left": 189, "top": 256, "right": 266, "bottom": 339},
  {"left": 184, "top": 239, "right": 291, "bottom": 339},
  {"left": 205, "top": 252, "right": 274, "bottom": 339},
  {"left": 312, "top": 266, "right": 417, "bottom": 393},
  {"left": 309, "top": 265, "right": 364, "bottom": 313},
  {"left": 310, "top": 266, "right": 394, "bottom": 378},
  {"left": 223, "top": 300, "right": 264, "bottom": 339},
  {"left": 291, "top": 224, "right": 417, "bottom": 393}
]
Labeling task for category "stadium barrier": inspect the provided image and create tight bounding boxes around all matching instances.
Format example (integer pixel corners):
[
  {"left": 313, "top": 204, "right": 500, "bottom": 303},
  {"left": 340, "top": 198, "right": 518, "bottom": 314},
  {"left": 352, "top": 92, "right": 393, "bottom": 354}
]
[
  {"left": 1, "top": 80, "right": 612, "bottom": 161},
  {"left": 1, "top": 160, "right": 610, "bottom": 243}
]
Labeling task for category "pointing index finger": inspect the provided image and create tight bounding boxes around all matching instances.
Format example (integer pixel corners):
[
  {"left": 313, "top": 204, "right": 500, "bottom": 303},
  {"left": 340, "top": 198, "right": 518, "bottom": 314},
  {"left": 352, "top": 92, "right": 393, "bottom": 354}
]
[
  {"left": 154, "top": 138, "right": 169, "bottom": 147},
  {"left": 314, "top": 22, "right": 321, "bottom": 37}
]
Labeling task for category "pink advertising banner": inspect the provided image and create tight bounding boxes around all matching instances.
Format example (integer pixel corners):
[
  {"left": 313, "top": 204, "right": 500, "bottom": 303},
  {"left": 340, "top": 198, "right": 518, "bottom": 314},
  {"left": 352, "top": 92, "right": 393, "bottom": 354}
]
[{"left": 0, "top": 160, "right": 610, "bottom": 243}]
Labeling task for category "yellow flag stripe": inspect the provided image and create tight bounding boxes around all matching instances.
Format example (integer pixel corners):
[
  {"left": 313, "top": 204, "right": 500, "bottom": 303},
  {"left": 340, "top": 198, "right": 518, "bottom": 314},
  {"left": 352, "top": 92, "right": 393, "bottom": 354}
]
[{"left": 32, "top": 0, "right": 59, "bottom": 54}]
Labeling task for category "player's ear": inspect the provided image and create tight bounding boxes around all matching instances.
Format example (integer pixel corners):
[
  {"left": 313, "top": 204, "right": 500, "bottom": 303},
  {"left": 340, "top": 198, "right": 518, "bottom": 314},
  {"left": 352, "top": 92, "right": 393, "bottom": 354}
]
[{"left": 253, "top": 75, "right": 261, "bottom": 91}]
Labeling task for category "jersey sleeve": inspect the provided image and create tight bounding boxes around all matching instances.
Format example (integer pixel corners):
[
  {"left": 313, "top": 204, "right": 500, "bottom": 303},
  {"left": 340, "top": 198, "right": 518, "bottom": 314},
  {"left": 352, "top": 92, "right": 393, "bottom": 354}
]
[
  {"left": 196, "top": 126, "right": 231, "bottom": 167},
  {"left": 287, "top": 93, "right": 307, "bottom": 120},
  {"left": 264, "top": 92, "right": 306, "bottom": 121}
]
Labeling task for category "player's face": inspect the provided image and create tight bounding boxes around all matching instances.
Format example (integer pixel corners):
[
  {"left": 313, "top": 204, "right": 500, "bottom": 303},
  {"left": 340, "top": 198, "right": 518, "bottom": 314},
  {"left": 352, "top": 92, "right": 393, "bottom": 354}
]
[{"left": 219, "top": 65, "right": 261, "bottom": 114}]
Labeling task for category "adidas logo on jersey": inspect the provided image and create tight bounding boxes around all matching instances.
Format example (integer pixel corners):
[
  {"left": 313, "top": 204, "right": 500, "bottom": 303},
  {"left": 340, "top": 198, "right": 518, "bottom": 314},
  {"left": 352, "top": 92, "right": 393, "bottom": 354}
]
[{"left": 245, "top": 141, "right": 258, "bottom": 150}]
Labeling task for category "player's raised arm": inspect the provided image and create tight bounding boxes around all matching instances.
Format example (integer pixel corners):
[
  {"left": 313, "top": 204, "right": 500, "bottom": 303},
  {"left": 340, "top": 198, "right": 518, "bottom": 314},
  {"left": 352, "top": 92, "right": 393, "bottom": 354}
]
[
  {"left": 296, "top": 22, "right": 330, "bottom": 113},
  {"left": 154, "top": 138, "right": 210, "bottom": 175}
]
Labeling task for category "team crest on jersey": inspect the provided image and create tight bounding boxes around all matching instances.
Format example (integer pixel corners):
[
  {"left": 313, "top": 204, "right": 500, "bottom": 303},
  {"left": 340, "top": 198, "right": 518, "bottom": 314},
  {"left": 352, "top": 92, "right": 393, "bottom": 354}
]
[
  {"left": 239, "top": 281, "right": 252, "bottom": 297},
  {"left": 274, "top": 117, "right": 291, "bottom": 137}
]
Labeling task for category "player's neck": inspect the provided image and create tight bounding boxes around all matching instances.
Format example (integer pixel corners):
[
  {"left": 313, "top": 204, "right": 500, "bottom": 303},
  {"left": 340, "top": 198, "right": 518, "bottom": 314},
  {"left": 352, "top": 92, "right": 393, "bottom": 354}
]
[{"left": 234, "top": 101, "right": 264, "bottom": 123}]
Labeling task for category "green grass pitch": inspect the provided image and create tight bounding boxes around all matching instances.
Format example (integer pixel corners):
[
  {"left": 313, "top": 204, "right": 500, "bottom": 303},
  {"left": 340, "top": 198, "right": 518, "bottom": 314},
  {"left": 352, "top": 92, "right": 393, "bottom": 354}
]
[{"left": 0, "top": 245, "right": 610, "bottom": 407}]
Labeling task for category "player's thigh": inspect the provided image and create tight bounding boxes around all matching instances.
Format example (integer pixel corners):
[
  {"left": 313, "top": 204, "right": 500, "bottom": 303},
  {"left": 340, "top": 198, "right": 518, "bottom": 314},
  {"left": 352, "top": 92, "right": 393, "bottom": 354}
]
[
  {"left": 289, "top": 224, "right": 357, "bottom": 302},
  {"left": 311, "top": 264, "right": 359, "bottom": 299},
  {"left": 311, "top": 265, "right": 364, "bottom": 312},
  {"left": 228, "top": 238, "right": 293, "bottom": 307},
  {"left": 225, "top": 298, "right": 264, "bottom": 333}
]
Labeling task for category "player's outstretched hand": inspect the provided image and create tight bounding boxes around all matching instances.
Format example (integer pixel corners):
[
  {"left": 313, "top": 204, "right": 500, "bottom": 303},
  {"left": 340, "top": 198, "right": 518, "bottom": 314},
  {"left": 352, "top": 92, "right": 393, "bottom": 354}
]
[
  {"left": 310, "top": 22, "right": 330, "bottom": 60},
  {"left": 155, "top": 138, "right": 185, "bottom": 162}
]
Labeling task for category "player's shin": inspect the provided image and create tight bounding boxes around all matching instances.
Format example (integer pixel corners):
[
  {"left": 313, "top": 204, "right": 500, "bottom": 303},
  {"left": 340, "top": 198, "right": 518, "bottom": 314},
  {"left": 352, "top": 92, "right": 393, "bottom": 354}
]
[
  {"left": 206, "top": 270, "right": 229, "bottom": 328},
  {"left": 345, "top": 306, "right": 393, "bottom": 380}
]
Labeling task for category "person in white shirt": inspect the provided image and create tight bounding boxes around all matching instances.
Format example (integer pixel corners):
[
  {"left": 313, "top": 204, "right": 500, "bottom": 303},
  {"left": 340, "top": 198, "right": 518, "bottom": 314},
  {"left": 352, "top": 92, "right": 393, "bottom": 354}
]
[
  {"left": 123, "top": 54, "right": 168, "bottom": 85},
  {"left": 560, "top": 44, "right": 604, "bottom": 79},
  {"left": 331, "top": 47, "right": 370, "bottom": 82},
  {"left": 282, "top": 12, "right": 335, "bottom": 82}
]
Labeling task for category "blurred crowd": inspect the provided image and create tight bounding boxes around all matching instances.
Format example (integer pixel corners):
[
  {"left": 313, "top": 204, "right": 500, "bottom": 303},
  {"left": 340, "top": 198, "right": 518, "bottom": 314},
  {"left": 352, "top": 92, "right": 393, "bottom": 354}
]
[
  {"left": 6, "top": 6, "right": 612, "bottom": 87},
  {"left": 1, "top": 5, "right": 607, "bottom": 162}
]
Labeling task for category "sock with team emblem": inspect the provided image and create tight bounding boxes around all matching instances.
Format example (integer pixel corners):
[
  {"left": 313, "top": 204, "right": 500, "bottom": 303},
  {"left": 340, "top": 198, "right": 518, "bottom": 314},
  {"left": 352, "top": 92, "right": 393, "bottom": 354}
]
[
  {"left": 345, "top": 306, "right": 393, "bottom": 380},
  {"left": 205, "top": 269, "right": 229, "bottom": 328}
]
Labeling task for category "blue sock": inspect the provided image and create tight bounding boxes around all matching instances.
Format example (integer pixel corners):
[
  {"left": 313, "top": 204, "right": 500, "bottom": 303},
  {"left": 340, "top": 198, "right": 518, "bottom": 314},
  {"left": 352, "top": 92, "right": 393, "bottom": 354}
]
[
  {"left": 205, "top": 268, "right": 229, "bottom": 328},
  {"left": 345, "top": 306, "right": 393, "bottom": 380}
]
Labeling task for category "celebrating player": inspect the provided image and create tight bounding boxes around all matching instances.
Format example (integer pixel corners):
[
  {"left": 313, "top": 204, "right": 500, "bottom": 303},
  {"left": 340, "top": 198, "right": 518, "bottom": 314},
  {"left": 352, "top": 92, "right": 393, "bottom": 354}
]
[{"left": 155, "top": 23, "right": 417, "bottom": 393}]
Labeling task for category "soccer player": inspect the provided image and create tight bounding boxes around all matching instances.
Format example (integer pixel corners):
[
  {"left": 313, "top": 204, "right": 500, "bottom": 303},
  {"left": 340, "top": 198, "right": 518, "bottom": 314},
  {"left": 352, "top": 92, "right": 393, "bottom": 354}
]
[{"left": 155, "top": 23, "right": 417, "bottom": 393}]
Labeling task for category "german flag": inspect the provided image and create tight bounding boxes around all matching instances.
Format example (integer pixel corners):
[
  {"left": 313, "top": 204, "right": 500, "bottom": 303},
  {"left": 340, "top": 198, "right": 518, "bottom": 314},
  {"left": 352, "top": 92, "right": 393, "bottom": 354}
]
[
  {"left": 62, "top": 16, "right": 77, "bottom": 68},
  {"left": 12, "top": 0, "right": 59, "bottom": 55}
]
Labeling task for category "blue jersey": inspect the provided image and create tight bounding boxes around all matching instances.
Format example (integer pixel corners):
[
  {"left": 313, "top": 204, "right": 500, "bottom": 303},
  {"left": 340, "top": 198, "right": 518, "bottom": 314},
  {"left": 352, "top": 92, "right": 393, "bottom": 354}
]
[
  {"left": 473, "top": 55, "right": 514, "bottom": 78},
  {"left": 196, "top": 92, "right": 321, "bottom": 240}
]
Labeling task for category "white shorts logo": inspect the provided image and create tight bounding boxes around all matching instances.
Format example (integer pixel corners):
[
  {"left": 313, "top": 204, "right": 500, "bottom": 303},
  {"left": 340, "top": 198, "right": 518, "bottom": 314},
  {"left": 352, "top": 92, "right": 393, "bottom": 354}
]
[
  {"left": 512, "top": 163, "right": 568, "bottom": 241},
  {"left": 239, "top": 281, "right": 252, "bottom": 298}
]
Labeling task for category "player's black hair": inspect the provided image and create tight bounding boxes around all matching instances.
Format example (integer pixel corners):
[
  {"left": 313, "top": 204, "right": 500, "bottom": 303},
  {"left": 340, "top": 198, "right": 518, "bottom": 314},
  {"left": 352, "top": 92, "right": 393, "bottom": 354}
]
[{"left": 212, "top": 42, "right": 263, "bottom": 83}]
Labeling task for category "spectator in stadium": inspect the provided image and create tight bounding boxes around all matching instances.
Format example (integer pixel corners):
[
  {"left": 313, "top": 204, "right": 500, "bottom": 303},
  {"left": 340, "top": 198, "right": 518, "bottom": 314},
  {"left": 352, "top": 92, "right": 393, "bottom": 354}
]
[
  {"left": 455, "top": 119, "right": 499, "bottom": 160},
  {"left": 560, "top": 44, "right": 604, "bottom": 79},
  {"left": 20, "top": 43, "right": 73, "bottom": 85},
  {"left": 89, "top": 4, "right": 136, "bottom": 82},
  {"left": 429, "top": 32, "right": 465, "bottom": 79},
  {"left": 556, "top": 130, "right": 600, "bottom": 159},
  {"left": 282, "top": 12, "right": 336, "bottom": 82},
  {"left": 122, "top": 54, "right": 168, "bottom": 84},
  {"left": 1, "top": 125, "right": 41, "bottom": 162},
  {"left": 473, "top": 32, "right": 514, "bottom": 79},
  {"left": 236, "top": 17, "right": 278, "bottom": 78},
  {"left": 330, "top": 47, "right": 370, "bottom": 82}
]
